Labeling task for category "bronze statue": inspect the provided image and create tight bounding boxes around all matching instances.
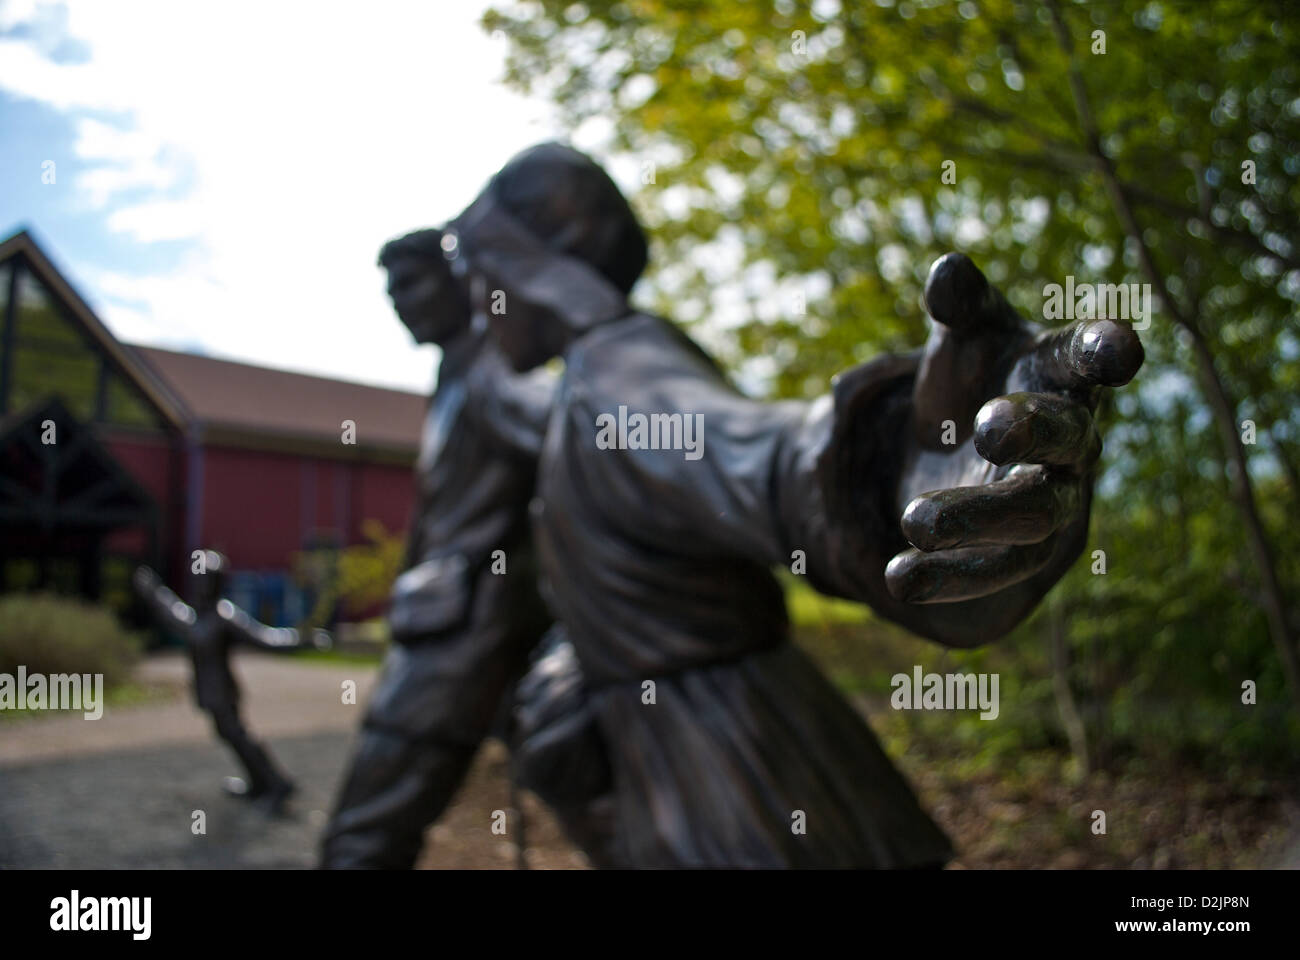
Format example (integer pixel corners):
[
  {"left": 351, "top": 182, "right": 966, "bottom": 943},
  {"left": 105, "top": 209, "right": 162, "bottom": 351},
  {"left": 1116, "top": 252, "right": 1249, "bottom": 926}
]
[
  {"left": 442, "top": 142, "right": 1144, "bottom": 867},
  {"left": 319, "top": 229, "right": 615, "bottom": 868},
  {"left": 133, "top": 553, "right": 328, "bottom": 814}
]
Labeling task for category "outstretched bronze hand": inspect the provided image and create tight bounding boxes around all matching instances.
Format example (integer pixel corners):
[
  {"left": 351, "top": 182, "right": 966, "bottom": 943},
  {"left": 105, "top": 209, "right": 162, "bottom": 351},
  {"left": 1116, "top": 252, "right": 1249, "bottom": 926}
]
[{"left": 885, "top": 253, "right": 1144, "bottom": 605}]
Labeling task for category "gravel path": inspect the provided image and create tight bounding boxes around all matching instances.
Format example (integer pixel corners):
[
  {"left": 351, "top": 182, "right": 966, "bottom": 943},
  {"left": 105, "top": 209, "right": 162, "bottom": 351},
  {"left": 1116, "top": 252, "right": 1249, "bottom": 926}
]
[
  {"left": 0, "top": 651, "right": 375, "bottom": 764},
  {"left": 0, "top": 651, "right": 585, "bottom": 870}
]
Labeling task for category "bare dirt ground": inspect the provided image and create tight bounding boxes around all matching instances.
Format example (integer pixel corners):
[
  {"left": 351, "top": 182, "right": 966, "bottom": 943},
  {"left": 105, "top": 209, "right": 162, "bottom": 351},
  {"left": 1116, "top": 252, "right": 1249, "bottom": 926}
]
[{"left": 2, "top": 650, "right": 1295, "bottom": 869}]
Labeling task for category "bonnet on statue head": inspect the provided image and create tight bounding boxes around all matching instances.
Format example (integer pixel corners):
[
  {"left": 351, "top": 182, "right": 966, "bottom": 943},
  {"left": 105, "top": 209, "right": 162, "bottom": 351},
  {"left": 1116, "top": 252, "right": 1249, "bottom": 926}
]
[{"left": 442, "top": 142, "right": 648, "bottom": 335}]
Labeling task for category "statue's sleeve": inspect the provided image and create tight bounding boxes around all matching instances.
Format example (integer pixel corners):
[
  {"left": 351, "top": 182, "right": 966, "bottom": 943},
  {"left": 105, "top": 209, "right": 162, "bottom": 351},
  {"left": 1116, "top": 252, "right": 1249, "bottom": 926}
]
[
  {"left": 463, "top": 347, "right": 557, "bottom": 460},
  {"left": 573, "top": 340, "right": 922, "bottom": 618},
  {"left": 673, "top": 349, "right": 922, "bottom": 610},
  {"left": 771, "top": 351, "right": 922, "bottom": 614}
]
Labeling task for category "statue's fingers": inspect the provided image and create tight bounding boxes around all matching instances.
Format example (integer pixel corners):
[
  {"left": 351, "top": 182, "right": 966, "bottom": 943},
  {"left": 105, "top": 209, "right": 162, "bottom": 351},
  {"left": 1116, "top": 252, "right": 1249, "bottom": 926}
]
[
  {"left": 924, "top": 252, "right": 1019, "bottom": 335},
  {"left": 885, "top": 538, "right": 1058, "bottom": 604},
  {"left": 974, "top": 392, "right": 1100, "bottom": 468},
  {"left": 1036, "top": 318, "right": 1144, "bottom": 390},
  {"left": 900, "top": 467, "right": 1079, "bottom": 552}
]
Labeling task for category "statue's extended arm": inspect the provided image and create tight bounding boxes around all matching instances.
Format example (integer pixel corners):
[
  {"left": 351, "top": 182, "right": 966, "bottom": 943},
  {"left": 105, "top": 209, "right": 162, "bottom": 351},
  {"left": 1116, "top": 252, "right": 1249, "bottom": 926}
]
[
  {"left": 132, "top": 565, "right": 197, "bottom": 641},
  {"left": 560, "top": 252, "right": 1140, "bottom": 652},
  {"left": 217, "top": 600, "right": 331, "bottom": 653}
]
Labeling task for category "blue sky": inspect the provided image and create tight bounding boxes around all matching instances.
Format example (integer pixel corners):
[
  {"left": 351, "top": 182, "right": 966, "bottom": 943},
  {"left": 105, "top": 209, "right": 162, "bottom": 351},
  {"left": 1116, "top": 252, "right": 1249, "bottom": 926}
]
[
  {"left": 0, "top": 0, "right": 581, "bottom": 393},
  {"left": 2, "top": 91, "right": 198, "bottom": 285}
]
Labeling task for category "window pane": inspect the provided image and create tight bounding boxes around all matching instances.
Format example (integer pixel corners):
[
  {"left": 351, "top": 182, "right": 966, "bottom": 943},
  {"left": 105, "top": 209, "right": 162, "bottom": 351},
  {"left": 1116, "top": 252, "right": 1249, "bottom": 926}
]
[
  {"left": 10, "top": 266, "right": 98, "bottom": 417},
  {"left": 0, "top": 260, "right": 11, "bottom": 406},
  {"left": 10, "top": 339, "right": 98, "bottom": 418},
  {"left": 14, "top": 267, "right": 87, "bottom": 347},
  {"left": 0, "top": 260, "right": 11, "bottom": 324},
  {"left": 106, "top": 373, "right": 162, "bottom": 428}
]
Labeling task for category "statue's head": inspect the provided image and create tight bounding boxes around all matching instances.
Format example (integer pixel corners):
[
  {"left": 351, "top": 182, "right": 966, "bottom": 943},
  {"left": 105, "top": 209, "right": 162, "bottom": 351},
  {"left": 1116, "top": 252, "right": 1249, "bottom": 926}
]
[
  {"left": 445, "top": 142, "right": 648, "bottom": 370},
  {"left": 192, "top": 549, "right": 229, "bottom": 611},
  {"left": 378, "top": 228, "right": 472, "bottom": 346}
]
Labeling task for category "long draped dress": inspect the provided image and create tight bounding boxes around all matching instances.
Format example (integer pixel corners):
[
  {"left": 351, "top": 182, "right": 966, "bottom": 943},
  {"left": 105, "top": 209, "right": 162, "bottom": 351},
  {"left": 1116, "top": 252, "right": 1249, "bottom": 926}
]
[{"left": 532, "top": 311, "right": 953, "bottom": 868}]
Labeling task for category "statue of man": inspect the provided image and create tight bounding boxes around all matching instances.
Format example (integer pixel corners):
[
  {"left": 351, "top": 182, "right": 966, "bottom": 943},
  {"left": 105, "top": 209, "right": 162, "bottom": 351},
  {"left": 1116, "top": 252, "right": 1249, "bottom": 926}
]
[
  {"left": 446, "top": 142, "right": 1145, "bottom": 867},
  {"left": 134, "top": 552, "right": 328, "bottom": 814},
  {"left": 319, "top": 228, "right": 616, "bottom": 868}
]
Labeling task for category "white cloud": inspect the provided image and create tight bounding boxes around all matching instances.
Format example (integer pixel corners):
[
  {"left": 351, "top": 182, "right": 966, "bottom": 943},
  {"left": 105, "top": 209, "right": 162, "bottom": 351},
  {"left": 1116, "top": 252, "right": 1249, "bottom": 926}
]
[
  {"left": 72, "top": 117, "right": 181, "bottom": 208},
  {"left": 105, "top": 200, "right": 203, "bottom": 242},
  {"left": 73, "top": 118, "right": 156, "bottom": 164},
  {"left": 1, "top": 0, "right": 564, "bottom": 392}
]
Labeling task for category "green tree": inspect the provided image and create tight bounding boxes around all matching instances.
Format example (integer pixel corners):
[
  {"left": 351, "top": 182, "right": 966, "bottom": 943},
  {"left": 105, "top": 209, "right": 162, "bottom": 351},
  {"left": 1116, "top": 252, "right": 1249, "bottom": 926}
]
[{"left": 484, "top": 0, "right": 1300, "bottom": 760}]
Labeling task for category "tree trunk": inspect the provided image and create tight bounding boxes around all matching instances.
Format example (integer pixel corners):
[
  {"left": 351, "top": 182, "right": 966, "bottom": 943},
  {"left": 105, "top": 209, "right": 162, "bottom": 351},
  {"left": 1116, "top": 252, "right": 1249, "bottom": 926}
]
[
  {"left": 1048, "top": 597, "right": 1090, "bottom": 776},
  {"left": 1182, "top": 326, "right": 1300, "bottom": 706},
  {"left": 1046, "top": 0, "right": 1300, "bottom": 712}
]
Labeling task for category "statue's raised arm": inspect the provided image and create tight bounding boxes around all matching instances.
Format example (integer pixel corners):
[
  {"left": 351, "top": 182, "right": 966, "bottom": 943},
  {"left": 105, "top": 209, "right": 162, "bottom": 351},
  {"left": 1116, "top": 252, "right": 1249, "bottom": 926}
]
[
  {"left": 132, "top": 565, "right": 197, "bottom": 640},
  {"left": 217, "top": 600, "right": 330, "bottom": 653}
]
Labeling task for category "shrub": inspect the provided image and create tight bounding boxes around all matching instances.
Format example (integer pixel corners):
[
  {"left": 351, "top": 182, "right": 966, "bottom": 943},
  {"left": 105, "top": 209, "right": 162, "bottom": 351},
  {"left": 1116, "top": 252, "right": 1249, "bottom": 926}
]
[
  {"left": 294, "top": 520, "right": 406, "bottom": 627},
  {"left": 0, "top": 593, "right": 143, "bottom": 690}
]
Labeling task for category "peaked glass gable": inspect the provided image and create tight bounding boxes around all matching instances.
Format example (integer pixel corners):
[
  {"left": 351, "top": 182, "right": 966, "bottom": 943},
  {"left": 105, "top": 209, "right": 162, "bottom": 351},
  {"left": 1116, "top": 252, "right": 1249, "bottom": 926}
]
[{"left": 0, "top": 252, "right": 166, "bottom": 430}]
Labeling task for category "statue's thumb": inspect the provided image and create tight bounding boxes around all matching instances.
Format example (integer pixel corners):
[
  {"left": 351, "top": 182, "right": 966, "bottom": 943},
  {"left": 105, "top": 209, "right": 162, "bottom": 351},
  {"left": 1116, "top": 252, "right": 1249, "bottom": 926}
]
[
  {"left": 912, "top": 253, "right": 1023, "bottom": 449},
  {"left": 924, "top": 252, "right": 999, "bottom": 334}
]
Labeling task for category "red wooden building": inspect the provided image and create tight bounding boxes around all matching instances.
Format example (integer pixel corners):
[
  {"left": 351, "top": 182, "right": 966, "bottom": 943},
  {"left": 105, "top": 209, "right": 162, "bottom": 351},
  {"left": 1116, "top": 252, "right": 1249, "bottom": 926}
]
[{"left": 0, "top": 228, "right": 424, "bottom": 625}]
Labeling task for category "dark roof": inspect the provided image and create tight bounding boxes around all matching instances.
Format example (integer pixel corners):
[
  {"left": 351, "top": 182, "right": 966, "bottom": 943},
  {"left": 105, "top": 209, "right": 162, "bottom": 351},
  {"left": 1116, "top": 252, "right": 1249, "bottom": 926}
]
[
  {"left": 130, "top": 346, "right": 426, "bottom": 453},
  {"left": 0, "top": 228, "right": 425, "bottom": 457}
]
